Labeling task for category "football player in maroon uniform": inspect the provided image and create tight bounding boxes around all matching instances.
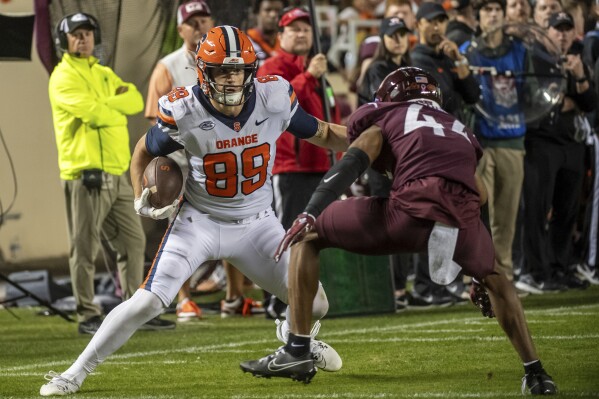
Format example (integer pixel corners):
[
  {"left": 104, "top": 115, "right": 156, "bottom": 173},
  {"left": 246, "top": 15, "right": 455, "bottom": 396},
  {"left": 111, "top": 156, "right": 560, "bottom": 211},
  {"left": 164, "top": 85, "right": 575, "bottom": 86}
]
[{"left": 240, "top": 67, "right": 556, "bottom": 395}]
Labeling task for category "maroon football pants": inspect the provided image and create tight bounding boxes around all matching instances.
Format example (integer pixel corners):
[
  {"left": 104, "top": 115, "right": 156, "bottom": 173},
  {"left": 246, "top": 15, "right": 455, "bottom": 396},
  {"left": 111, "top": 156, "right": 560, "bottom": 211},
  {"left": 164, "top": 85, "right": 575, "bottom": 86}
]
[{"left": 315, "top": 196, "right": 495, "bottom": 281}]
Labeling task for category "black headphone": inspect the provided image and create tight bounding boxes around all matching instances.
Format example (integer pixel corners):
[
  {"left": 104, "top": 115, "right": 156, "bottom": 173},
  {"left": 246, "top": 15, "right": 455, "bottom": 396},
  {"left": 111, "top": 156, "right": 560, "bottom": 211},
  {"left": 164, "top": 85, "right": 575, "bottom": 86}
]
[{"left": 55, "top": 12, "right": 102, "bottom": 51}]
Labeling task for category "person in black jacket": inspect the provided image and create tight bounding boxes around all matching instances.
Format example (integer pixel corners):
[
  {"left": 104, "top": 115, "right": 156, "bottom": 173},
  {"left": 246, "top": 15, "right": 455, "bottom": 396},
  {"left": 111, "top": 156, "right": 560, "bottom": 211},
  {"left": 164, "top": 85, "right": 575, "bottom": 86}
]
[
  {"left": 357, "top": 17, "right": 411, "bottom": 106},
  {"left": 517, "top": 12, "right": 596, "bottom": 293},
  {"left": 412, "top": 2, "right": 481, "bottom": 120}
]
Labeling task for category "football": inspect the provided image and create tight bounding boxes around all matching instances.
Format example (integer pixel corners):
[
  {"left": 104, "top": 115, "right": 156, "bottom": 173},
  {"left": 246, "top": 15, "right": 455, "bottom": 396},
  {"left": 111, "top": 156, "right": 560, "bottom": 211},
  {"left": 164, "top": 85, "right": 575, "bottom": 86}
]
[{"left": 142, "top": 156, "right": 183, "bottom": 208}]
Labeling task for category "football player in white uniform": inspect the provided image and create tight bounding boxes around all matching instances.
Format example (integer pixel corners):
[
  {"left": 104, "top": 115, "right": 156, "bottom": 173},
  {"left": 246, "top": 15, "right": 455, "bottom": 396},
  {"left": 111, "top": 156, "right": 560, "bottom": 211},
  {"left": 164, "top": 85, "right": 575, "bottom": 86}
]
[{"left": 40, "top": 25, "right": 347, "bottom": 396}]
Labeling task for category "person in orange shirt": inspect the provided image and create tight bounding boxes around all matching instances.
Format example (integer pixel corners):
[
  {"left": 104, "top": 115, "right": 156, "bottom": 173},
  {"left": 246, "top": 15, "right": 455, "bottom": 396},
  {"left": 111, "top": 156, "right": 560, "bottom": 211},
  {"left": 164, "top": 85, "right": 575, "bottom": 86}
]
[{"left": 247, "top": 0, "right": 288, "bottom": 67}]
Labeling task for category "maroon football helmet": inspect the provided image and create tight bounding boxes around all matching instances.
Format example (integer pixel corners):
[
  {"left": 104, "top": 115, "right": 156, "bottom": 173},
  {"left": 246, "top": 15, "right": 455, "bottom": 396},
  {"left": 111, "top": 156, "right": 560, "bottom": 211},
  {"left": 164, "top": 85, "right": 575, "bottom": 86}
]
[{"left": 375, "top": 67, "right": 443, "bottom": 105}]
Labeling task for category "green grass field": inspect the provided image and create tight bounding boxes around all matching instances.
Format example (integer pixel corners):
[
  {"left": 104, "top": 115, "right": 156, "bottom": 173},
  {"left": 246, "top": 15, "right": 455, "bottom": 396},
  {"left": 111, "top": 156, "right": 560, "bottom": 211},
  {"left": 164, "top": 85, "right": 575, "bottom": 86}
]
[{"left": 1, "top": 287, "right": 599, "bottom": 399}]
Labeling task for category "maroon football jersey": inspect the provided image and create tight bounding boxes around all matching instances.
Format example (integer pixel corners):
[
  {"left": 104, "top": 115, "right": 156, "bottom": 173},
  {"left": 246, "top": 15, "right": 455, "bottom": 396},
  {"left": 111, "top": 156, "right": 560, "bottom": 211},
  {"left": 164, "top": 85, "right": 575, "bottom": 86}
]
[
  {"left": 348, "top": 100, "right": 483, "bottom": 227},
  {"left": 349, "top": 100, "right": 482, "bottom": 194}
]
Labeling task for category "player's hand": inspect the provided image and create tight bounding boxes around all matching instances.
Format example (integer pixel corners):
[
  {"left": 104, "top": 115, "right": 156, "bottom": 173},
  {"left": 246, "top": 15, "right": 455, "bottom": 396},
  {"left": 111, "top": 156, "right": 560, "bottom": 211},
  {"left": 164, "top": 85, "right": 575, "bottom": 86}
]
[
  {"left": 274, "top": 212, "right": 316, "bottom": 262},
  {"left": 134, "top": 187, "right": 179, "bottom": 220},
  {"left": 469, "top": 278, "right": 495, "bottom": 318}
]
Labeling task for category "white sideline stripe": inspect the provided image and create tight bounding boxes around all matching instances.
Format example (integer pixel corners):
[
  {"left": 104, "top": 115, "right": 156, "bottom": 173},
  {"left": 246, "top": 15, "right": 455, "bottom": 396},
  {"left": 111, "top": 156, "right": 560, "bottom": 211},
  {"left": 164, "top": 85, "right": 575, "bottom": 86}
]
[{"left": 3, "top": 303, "right": 598, "bottom": 375}]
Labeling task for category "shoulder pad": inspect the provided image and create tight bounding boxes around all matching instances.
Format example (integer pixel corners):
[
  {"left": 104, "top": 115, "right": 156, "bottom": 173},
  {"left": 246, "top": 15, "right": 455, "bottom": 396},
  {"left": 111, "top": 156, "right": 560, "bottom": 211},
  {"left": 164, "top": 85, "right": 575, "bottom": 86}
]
[{"left": 255, "top": 75, "right": 291, "bottom": 114}]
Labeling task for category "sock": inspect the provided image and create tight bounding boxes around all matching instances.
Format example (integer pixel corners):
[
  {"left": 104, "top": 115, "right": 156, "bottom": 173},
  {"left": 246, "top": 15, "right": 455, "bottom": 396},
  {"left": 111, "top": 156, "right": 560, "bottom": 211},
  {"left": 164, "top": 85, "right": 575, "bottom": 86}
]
[
  {"left": 285, "top": 332, "right": 311, "bottom": 357},
  {"left": 61, "top": 289, "right": 164, "bottom": 386},
  {"left": 62, "top": 363, "right": 88, "bottom": 386},
  {"left": 524, "top": 359, "right": 543, "bottom": 375}
]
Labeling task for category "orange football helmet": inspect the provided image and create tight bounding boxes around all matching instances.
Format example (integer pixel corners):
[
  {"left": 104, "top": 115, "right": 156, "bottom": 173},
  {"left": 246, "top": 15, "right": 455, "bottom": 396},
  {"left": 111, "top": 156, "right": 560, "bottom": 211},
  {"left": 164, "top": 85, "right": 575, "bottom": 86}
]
[{"left": 195, "top": 26, "right": 258, "bottom": 106}]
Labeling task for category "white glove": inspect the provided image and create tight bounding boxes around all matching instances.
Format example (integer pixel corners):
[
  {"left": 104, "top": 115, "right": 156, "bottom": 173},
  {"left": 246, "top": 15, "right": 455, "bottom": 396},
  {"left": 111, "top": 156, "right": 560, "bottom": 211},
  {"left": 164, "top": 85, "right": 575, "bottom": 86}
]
[{"left": 134, "top": 187, "right": 179, "bottom": 220}]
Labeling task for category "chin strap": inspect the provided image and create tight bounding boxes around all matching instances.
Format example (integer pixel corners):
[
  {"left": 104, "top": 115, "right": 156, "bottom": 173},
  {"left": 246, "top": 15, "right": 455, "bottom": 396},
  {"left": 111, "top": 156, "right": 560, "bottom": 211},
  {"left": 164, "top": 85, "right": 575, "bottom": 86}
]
[{"left": 304, "top": 147, "right": 371, "bottom": 219}]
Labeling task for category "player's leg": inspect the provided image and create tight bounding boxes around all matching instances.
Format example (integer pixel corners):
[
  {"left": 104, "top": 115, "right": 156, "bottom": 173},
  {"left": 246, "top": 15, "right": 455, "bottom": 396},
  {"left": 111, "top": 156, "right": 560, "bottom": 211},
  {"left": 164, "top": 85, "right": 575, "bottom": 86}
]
[
  {"left": 455, "top": 220, "right": 557, "bottom": 395},
  {"left": 483, "top": 270, "right": 557, "bottom": 394},
  {"left": 40, "top": 203, "right": 215, "bottom": 396},
  {"left": 287, "top": 232, "right": 322, "bottom": 338},
  {"left": 220, "top": 261, "right": 250, "bottom": 317},
  {"left": 240, "top": 197, "right": 408, "bottom": 382}
]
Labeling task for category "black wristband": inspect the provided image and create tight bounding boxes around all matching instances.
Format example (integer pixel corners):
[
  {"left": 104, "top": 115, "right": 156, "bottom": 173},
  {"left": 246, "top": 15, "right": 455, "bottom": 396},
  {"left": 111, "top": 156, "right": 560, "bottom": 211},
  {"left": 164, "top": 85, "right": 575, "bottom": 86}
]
[
  {"left": 576, "top": 77, "right": 588, "bottom": 83},
  {"left": 304, "top": 147, "right": 371, "bottom": 218}
]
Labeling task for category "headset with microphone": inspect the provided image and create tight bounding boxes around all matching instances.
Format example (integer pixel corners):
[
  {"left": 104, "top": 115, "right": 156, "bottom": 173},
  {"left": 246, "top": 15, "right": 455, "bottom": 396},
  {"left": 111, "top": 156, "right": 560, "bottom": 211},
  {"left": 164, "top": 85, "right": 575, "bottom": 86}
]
[{"left": 55, "top": 12, "right": 102, "bottom": 53}]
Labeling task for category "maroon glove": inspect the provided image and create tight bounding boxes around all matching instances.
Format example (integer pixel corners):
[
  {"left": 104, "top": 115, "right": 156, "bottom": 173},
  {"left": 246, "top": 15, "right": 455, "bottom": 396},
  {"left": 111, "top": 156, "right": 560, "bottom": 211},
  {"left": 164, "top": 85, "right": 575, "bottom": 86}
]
[
  {"left": 470, "top": 279, "right": 495, "bottom": 318},
  {"left": 274, "top": 212, "right": 316, "bottom": 262}
]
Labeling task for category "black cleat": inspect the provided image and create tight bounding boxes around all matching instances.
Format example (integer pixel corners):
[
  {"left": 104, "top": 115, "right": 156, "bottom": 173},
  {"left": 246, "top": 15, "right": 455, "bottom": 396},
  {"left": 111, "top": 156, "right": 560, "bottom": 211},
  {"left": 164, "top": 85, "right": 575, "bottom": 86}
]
[
  {"left": 240, "top": 348, "right": 316, "bottom": 384},
  {"left": 522, "top": 371, "right": 557, "bottom": 395}
]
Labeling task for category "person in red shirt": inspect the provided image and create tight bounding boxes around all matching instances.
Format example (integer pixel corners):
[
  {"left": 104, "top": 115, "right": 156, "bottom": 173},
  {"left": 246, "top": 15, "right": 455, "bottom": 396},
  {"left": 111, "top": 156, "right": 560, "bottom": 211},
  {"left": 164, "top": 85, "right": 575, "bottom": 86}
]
[{"left": 258, "top": 7, "right": 341, "bottom": 231}]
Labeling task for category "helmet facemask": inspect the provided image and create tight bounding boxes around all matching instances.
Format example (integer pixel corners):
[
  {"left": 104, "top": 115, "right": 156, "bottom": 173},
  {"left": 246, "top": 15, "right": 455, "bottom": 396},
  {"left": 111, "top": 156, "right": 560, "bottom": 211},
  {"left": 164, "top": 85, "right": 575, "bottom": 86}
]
[{"left": 198, "top": 60, "right": 257, "bottom": 106}]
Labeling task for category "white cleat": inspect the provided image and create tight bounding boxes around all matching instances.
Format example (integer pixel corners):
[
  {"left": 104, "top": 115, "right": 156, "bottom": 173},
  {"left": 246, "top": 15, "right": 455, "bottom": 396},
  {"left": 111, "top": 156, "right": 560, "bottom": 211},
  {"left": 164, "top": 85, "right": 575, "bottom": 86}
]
[
  {"left": 275, "top": 319, "right": 343, "bottom": 372},
  {"left": 40, "top": 371, "right": 80, "bottom": 396}
]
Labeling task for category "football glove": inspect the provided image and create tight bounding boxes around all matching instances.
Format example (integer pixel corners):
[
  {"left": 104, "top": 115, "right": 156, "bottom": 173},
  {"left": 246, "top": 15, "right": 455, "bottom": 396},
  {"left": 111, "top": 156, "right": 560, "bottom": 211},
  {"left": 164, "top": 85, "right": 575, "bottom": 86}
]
[
  {"left": 274, "top": 212, "right": 315, "bottom": 262},
  {"left": 134, "top": 187, "right": 179, "bottom": 220},
  {"left": 469, "top": 278, "right": 495, "bottom": 318}
]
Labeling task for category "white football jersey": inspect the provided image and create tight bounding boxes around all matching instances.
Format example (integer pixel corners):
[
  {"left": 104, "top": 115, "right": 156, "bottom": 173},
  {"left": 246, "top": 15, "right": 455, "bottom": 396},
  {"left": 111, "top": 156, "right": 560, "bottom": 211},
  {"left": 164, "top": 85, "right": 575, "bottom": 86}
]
[{"left": 155, "top": 77, "right": 299, "bottom": 220}]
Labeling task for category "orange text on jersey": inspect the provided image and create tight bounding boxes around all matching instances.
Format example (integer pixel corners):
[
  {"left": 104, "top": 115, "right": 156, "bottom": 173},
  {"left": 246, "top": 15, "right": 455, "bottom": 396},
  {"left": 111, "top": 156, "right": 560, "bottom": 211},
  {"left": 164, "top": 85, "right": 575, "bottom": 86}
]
[{"left": 216, "top": 134, "right": 259, "bottom": 149}]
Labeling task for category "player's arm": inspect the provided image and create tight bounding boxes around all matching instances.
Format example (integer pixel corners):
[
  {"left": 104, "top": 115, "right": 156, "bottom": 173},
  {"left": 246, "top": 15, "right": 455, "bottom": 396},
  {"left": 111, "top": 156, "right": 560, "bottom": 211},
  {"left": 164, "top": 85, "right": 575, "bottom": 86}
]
[
  {"left": 306, "top": 119, "right": 349, "bottom": 152},
  {"left": 286, "top": 102, "right": 348, "bottom": 152},
  {"left": 274, "top": 125, "right": 382, "bottom": 261},
  {"left": 304, "top": 125, "right": 382, "bottom": 218},
  {"left": 130, "top": 134, "right": 155, "bottom": 199},
  {"left": 130, "top": 125, "right": 183, "bottom": 219}
]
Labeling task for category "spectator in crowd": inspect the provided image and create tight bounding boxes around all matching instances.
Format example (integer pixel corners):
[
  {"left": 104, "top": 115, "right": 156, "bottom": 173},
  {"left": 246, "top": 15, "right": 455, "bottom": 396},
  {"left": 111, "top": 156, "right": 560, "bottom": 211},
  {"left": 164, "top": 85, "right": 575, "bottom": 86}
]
[
  {"left": 241, "top": 67, "right": 557, "bottom": 396},
  {"left": 357, "top": 17, "right": 412, "bottom": 106},
  {"left": 145, "top": 0, "right": 213, "bottom": 117},
  {"left": 247, "top": 0, "right": 288, "bottom": 67},
  {"left": 517, "top": 12, "right": 595, "bottom": 293},
  {"left": 446, "top": 0, "right": 478, "bottom": 46},
  {"left": 412, "top": 1, "right": 480, "bottom": 118},
  {"left": 145, "top": 0, "right": 213, "bottom": 322},
  {"left": 532, "top": 0, "right": 562, "bottom": 28},
  {"left": 461, "top": 0, "right": 527, "bottom": 282},
  {"left": 49, "top": 13, "right": 173, "bottom": 334},
  {"left": 351, "top": 0, "right": 418, "bottom": 93},
  {"left": 505, "top": 0, "right": 532, "bottom": 23},
  {"left": 257, "top": 7, "right": 341, "bottom": 318},
  {"left": 40, "top": 25, "right": 346, "bottom": 397}
]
